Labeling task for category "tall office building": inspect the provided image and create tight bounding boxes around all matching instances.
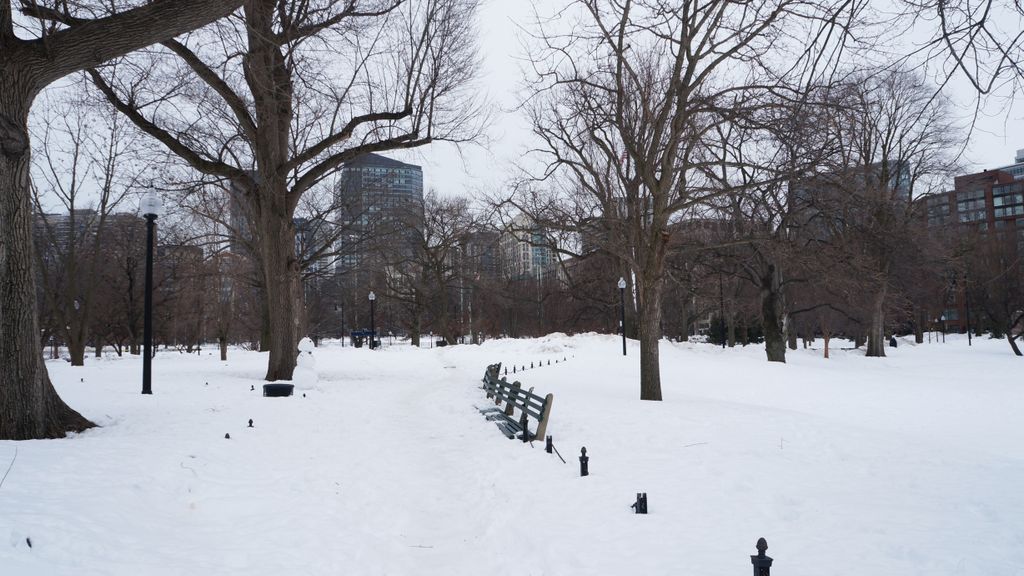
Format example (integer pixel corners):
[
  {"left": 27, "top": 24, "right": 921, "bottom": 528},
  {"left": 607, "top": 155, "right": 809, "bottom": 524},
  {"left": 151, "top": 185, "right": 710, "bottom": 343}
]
[{"left": 334, "top": 153, "right": 424, "bottom": 273}]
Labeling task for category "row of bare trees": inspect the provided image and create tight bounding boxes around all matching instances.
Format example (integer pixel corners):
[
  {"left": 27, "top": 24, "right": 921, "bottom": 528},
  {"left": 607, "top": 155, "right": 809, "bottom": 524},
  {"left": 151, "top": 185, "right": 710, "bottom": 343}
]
[{"left": 4, "top": 0, "right": 1024, "bottom": 439}]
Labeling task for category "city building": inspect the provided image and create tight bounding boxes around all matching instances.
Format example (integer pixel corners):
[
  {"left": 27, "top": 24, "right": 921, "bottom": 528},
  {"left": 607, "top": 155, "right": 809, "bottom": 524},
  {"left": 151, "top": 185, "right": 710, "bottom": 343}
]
[
  {"left": 924, "top": 150, "right": 1024, "bottom": 330},
  {"left": 333, "top": 153, "right": 424, "bottom": 273},
  {"left": 499, "top": 214, "right": 557, "bottom": 281}
]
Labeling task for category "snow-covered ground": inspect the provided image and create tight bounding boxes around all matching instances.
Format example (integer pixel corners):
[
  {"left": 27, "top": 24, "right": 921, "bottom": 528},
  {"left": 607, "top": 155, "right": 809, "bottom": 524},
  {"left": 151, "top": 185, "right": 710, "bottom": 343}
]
[{"left": 1, "top": 333, "right": 1021, "bottom": 575}]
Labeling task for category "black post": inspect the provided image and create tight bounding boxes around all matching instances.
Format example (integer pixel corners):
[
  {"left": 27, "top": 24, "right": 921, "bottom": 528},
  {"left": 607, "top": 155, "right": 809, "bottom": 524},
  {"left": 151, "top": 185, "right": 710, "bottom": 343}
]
[
  {"left": 964, "top": 272, "right": 972, "bottom": 346},
  {"left": 545, "top": 435, "right": 553, "bottom": 453},
  {"left": 631, "top": 492, "right": 647, "bottom": 514},
  {"left": 142, "top": 213, "right": 156, "bottom": 395},
  {"left": 579, "top": 447, "right": 589, "bottom": 477},
  {"left": 719, "top": 271, "right": 726, "bottom": 349},
  {"left": 370, "top": 298, "right": 376, "bottom": 350},
  {"left": 619, "top": 284, "right": 627, "bottom": 356},
  {"left": 751, "top": 538, "right": 772, "bottom": 576}
]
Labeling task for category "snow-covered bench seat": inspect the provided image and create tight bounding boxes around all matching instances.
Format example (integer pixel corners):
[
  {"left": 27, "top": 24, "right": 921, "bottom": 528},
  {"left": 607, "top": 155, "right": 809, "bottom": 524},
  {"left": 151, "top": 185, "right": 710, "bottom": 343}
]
[{"left": 478, "top": 363, "right": 554, "bottom": 442}]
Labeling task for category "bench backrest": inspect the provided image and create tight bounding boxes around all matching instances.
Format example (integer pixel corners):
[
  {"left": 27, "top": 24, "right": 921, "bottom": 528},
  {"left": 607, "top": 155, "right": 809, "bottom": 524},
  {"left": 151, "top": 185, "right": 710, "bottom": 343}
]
[{"left": 481, "top": 364, "right": 554, "bottom": 439}]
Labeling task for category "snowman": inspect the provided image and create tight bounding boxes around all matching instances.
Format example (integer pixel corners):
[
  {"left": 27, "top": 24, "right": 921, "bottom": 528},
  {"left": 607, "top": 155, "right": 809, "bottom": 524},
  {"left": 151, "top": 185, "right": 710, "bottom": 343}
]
[{"left": 293, "top": 337, "right": 318, "bottom": 390}]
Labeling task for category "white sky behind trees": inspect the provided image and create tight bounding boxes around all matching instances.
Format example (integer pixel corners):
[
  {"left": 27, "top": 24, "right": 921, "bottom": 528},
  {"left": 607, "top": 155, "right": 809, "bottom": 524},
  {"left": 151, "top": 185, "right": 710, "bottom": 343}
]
[{"left": 29, "top": 0, "right": 1024, "bottom": 211}]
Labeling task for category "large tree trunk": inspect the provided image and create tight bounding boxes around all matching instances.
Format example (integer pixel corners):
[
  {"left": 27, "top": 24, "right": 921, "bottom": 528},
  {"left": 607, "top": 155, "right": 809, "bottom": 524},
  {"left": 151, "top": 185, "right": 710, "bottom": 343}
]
[
  {"left": 258, "top": 292, "right": 271, "bottom": 352},
  {"left": 760, "top": 266, "right": 786, "bottom": 363},
  {"left": 67, "top": 331, "right": 86, "bottom": 366},
  {"left": 865, "top": 287, "right": 887, "bottom": 357},
  {"left": 259, "top": 210, "right": 301, "bottom": 381},
  {"left": 914, "top": 308, "right": 924, "bottom": 344},
  {"left": 219, "top": 336, "right": 228, "bottom": 361},
  {"left": 636, "top": 276, "right": 664, "bottom": 401},
  {"left": 0, "top": 89, "right": 95, "bottom": 439}
]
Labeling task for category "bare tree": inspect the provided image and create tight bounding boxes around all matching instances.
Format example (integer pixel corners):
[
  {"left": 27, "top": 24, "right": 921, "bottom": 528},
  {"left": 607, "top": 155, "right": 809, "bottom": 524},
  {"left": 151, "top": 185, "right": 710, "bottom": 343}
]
[
  {"left": 31, "top": 91, "right": 142, "bottom": 365},
  {"left": 0, "top": 0, "right": 242, "bottom": 440},
  {"left": 807, "top": 68, "right": 962, "bottom": 357},
  {"left": 518, "top": 0, "right": 863, "bottom": 399},
  {"left": 78, "top": 0, "right": 484, "bottom": 381}
]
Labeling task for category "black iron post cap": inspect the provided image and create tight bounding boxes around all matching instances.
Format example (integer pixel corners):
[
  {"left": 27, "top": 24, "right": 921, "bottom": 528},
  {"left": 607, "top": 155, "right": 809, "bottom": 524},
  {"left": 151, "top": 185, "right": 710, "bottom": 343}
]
[{"left": 756, "top": 538, "right": 768, "bottom": 556}]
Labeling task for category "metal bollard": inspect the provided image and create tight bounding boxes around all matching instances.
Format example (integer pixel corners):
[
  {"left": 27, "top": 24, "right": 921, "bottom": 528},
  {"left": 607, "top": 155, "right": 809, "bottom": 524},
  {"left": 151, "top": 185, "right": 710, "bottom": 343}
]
[
  {"left": 545, "top": 435, "right": 553, "bottom": 453},
  {"left": 531, "top": 362, "right": 534, "bottom": 368},
  {"left": 751, "top": 538, "right": 772, "bottom": 576},
  {"left": 248, "top": 419, "right": 253, "bottom": 428},
  {"left": 579, "top": 447, "right": 589, "bottom": 476},
  {"left": 631, "top": 492, "right": 647, "bottom": 514}
]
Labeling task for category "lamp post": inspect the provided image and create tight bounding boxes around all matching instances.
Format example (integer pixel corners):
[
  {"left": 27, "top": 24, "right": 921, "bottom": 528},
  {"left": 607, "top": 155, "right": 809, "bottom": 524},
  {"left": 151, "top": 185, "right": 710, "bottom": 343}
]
[
  {"left": 617, "top": 277, "right": 627, "bottom": 356},
  {"left": 335, "top": 304, "right": 345, "bottom": 347},
  {"left": 940, "top": 314, "right": 946, "bottom": 343},
  {"left": 368, "top": 291, "right": 376, "bottom": 350},
  {"left": 140, "top": 190, "right": 163, "bottom": 395}
]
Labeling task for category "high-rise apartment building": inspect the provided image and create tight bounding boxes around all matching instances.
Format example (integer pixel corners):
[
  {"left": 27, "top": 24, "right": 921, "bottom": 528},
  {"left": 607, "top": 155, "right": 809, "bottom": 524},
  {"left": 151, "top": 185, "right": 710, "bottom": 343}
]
[
  {"left": 499, "top": 214, "right": 556, "bottom": 281},
  {"left": 334, "top": 153, "right": 424, "bottom": 273}
]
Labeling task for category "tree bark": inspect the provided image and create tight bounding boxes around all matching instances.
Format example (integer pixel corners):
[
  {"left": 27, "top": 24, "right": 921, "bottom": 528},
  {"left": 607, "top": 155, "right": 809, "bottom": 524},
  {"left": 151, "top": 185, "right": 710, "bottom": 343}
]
[
  {"left": 259, "top": 209, "right": 300, "bottom": 381},
  {"left": 637, "top": 276, "right": 664, "bottom": 401},
  {"left": 1, "top": 88, "right": 94, "bottom": 439},
  {"left": 786, "top": 317, "right": 798, "bottom": 350},
  {"left": 1007, "top": 333, "right": 1022, "bottom": 356},
  {"left": 865, "top": 287, "right": 887, "bottom": 357},
  {"left": 914, "top": 308, "right": 924, "bottom": 344},
  {"left": 760, "top": 266, "right": 786, "bottom": 363}
]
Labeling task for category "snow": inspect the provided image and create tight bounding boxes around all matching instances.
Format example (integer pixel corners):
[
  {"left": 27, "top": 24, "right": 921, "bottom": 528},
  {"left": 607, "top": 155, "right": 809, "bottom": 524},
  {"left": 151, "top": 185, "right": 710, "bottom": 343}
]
[{"left": 1, "top": 334, "right": 1021, "bottom": 575}]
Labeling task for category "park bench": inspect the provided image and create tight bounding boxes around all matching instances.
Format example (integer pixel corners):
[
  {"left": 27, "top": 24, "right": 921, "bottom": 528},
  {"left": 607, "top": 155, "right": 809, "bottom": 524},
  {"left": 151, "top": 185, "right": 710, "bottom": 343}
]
[{"left": 479, "top": 363, "right": 553, "bottom": 441}]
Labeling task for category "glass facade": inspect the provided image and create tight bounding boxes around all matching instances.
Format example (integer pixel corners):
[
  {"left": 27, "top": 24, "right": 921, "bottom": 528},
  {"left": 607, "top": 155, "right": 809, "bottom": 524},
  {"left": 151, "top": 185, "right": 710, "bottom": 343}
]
[
  {"left": 335, "top": 154, "right": 424, "bottom": 273},
  {"left": 993, "top": 181, "right": 1024, "bottom": 218},
  {"left": 956, "top": 188, "right": 987, "bottom": 223}
]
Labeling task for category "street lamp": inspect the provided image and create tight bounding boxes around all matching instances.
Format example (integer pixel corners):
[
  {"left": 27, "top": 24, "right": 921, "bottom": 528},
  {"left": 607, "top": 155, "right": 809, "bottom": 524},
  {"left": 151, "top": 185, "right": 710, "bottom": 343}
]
[
  {"left": 617, "top": 277, "right": 627, "bottom": 356},
  {"left": 368, "top": 291, "right": 376, "bottom": 350},
  {"left": 140, "top": 189, "right": 163, "bottom": 395},
  {"left": 940, "top": 314, "right": 946, "bottom": 343}
]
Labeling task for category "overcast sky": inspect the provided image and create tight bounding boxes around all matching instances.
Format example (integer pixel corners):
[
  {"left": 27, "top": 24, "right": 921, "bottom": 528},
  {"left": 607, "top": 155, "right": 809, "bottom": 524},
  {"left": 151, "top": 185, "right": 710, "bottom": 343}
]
[{"left": 403, "top": 1, "right": 1024, "bottom": 199}]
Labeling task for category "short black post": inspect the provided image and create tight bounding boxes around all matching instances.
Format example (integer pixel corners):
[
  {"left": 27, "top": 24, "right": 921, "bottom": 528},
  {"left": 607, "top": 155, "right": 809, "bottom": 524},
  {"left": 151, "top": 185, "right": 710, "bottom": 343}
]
[
  {"left": 531, "top": 362, "right": 534, "bottom": 369},
  {"left": 504, "top": 367, "right": 507, "bottom": 375},
  {"left": 579, "top": 447, "right": 589, "bottom": 476},
  {"left": 545, "top": 435, "right": 553, "bottom": 453},
  {"left": 751, "top": 538, "right": 772, "bottom": 576},
  {"left": 631, "top": 492, "right": 647, "bottom": 514},
  {"left": 513, "top": 365, "right": 516, "bottom": 373},
  {"left": 248, "top": 419, "right": 253, "bottom": 428},
  {"left": 520, "top": 411, "right": 529, "bottom": 443},
  {"left": 547, "top": 359, "right": 550, "bottom": 365}
]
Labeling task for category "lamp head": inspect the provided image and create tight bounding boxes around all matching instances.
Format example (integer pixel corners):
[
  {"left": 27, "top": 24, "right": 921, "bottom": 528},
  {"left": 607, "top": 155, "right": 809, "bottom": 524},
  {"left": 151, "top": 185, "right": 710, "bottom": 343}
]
[
  {"left": 617, "top": 277, "right": 626, "bottom": 290},
  {"left": 140, "top": 189, "right": 163, "bottom": 218},
  {"left": 368, "top": 291, "right": 376, "bottom": 301}
]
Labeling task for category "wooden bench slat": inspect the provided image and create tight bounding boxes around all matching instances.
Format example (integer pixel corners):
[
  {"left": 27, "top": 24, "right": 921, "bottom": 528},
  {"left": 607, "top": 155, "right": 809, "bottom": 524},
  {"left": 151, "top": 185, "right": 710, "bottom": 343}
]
[{"left": 480, "top": 363, "right": 552, "bottom": 441}]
